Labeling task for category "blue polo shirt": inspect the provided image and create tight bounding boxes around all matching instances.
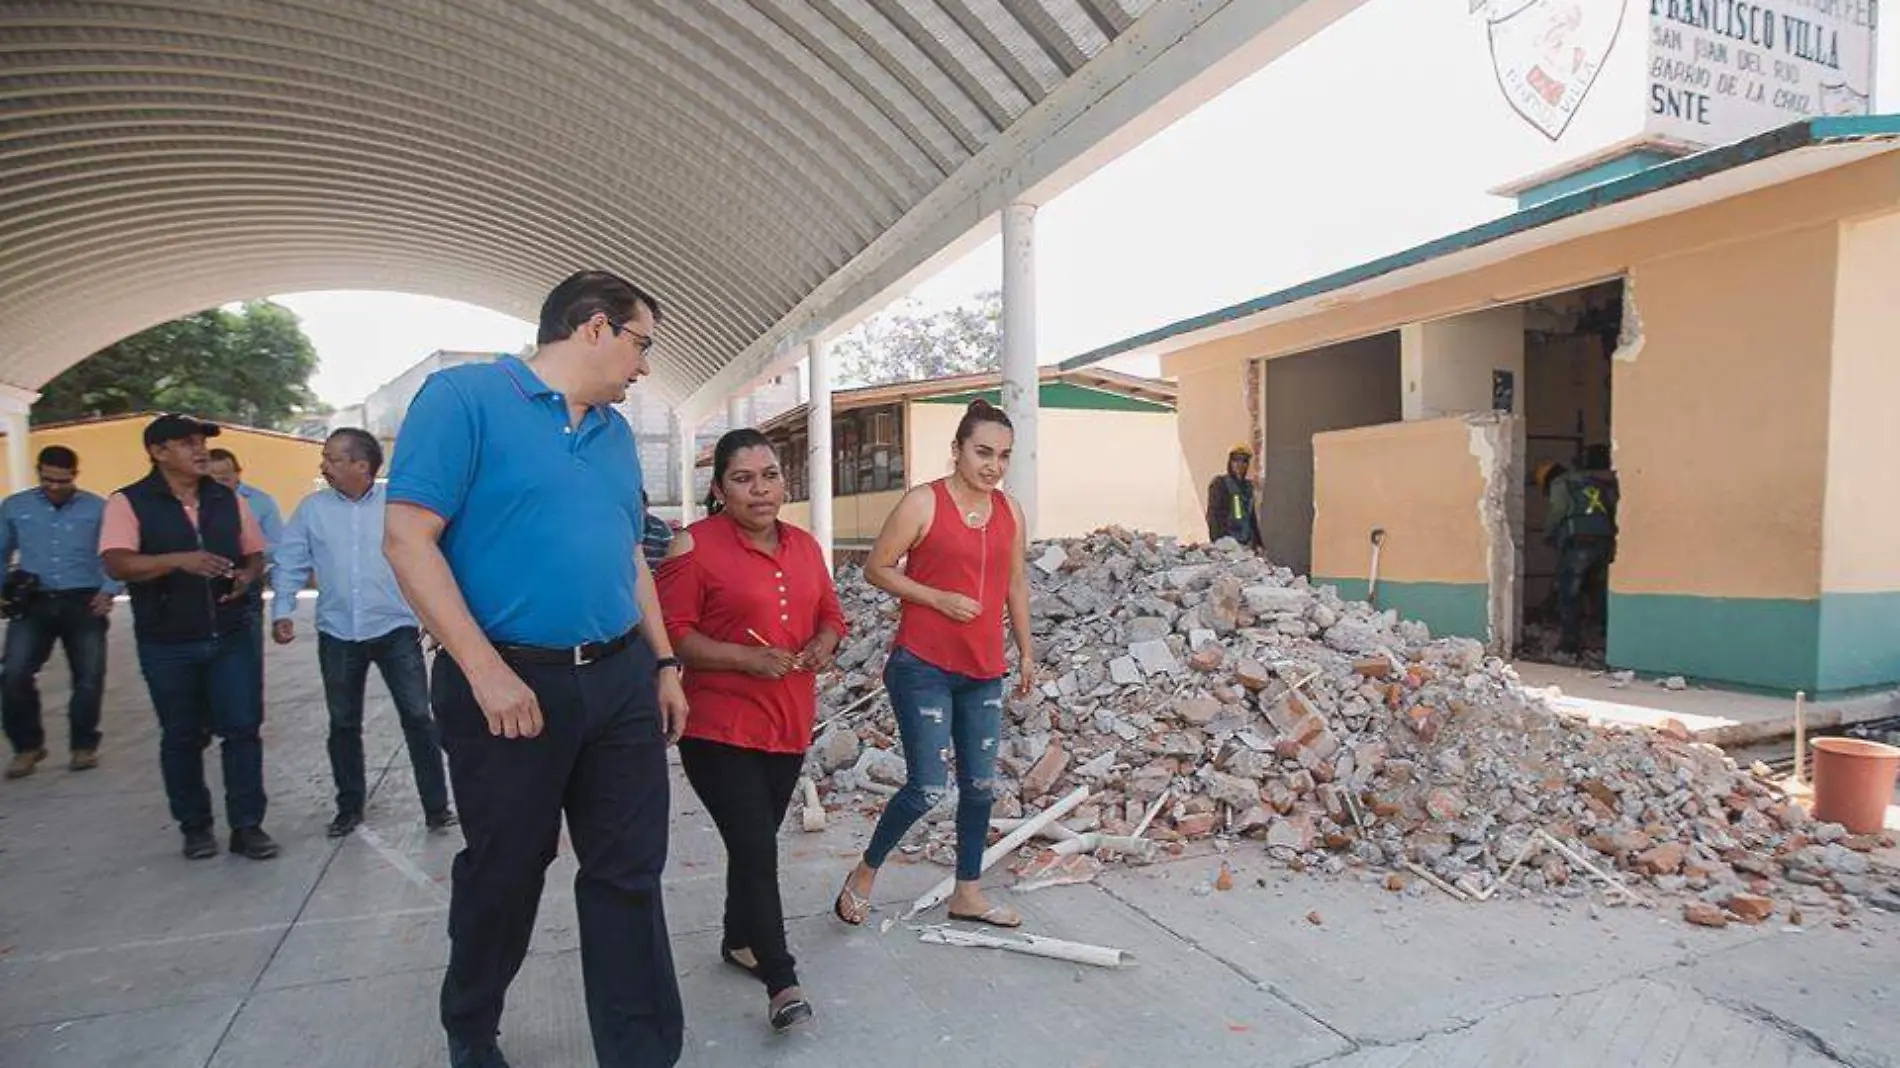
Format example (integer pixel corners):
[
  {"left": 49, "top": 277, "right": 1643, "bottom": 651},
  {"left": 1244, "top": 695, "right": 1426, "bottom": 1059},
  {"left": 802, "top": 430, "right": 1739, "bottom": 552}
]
[{"left": 386, "top": 356, "right": 645, "bottom": 647}]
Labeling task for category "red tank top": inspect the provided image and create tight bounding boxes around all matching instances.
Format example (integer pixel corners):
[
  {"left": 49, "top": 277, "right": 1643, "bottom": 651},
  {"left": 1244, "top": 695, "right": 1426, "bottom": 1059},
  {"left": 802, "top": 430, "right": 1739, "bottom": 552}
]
[{"left": 893, "top": 480, "right": 1015, "bottom": 680}]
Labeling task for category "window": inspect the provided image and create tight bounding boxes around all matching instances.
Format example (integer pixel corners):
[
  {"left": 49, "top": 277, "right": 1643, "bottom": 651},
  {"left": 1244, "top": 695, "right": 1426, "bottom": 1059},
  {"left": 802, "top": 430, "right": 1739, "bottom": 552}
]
[{"left": 835, "top": 415, "right": 860, "bottom": 496}]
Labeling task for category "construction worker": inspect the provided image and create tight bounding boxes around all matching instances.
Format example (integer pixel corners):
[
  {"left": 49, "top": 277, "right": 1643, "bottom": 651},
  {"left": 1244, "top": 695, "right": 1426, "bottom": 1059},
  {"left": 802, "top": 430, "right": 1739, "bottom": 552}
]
[
  {"left": 1544, "top": 445, "right": 1618, "bottom": 654},
  {"left": 1205, "top": 443, "right": 1263, "bottom": 551}
]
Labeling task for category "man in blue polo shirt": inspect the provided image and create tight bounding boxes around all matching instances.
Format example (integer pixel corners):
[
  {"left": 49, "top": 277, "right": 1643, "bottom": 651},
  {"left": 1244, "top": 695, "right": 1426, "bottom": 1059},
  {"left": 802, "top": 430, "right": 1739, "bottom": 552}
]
[{"left": 384, "top": 271, "right": 689, "bottom": 1068}]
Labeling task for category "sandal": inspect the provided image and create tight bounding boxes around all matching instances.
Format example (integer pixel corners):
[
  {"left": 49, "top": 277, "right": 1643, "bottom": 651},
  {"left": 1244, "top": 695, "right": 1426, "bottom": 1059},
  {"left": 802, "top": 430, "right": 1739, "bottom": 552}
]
[
  {"left": 832, "top": 879, "right": 872, "bottom": 926},
  {"left": 947, "top": 904, "right": 1023, "bottom": 929},
  {"left": 770, "top": 995, "right": 814, "bottom": 1033},
  {"left": 721, "top": 946, "right": 764, "bottom": 983}
]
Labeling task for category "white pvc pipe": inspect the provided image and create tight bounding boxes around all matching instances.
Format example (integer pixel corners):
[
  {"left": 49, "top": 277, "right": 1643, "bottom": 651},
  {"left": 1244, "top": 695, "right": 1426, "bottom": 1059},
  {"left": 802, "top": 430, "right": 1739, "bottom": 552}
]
[{"left": 909, "top": 784, "right": 1088, "bottom": 917}]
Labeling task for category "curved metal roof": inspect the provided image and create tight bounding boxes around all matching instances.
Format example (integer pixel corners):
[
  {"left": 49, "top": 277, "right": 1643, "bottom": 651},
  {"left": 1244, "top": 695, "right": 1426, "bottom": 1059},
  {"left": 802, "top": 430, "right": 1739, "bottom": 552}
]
[{"left": 0, "top": 1, "right": 1350, "bottom": 408}]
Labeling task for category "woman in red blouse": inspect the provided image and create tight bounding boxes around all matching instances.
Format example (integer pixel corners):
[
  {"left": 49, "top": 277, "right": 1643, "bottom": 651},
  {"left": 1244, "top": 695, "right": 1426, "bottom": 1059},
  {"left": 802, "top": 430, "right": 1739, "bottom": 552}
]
[
  {"left": 833, "top": 399, "right": 1034, "bottom": 930},
  {"left": 657, "top": 428, "right": 845, "bottom": 1034}
]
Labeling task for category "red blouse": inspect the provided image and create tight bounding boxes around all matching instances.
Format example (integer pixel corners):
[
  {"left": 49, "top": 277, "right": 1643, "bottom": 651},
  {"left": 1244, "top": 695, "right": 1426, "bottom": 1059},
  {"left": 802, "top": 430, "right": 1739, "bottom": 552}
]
[
  {"left": 892, "top": 480, "right": 1015, "bottom": 680},
  {"left": 657, "top": 513, "right": 848, "bottom": 754}
]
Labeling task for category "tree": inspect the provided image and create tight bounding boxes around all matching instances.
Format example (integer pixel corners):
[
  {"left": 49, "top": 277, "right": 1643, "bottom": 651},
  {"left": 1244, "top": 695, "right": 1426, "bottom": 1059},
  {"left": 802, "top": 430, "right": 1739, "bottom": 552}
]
[
  {"left": 833, "top": 290, "right": 1000, "bottom": 387},
  {"left": 33, "top": 301, "right": 320, "bottom": 430}
]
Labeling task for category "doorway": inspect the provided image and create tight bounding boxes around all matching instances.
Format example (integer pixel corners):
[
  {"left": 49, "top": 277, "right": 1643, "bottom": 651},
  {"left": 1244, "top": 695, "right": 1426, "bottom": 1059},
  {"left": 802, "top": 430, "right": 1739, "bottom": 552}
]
[
  {"left": 1261, "top": 334, "right": 1403, "bottom": 574},
  {"left": 1519, "top": 280, "right": 1621, "bottom": 665}
]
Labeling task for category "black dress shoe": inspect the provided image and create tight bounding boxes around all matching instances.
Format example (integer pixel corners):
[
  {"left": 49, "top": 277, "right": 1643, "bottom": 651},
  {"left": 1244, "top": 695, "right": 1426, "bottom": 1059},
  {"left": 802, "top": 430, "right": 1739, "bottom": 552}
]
[
  {"left": 230, "top": 826, "right": 280, "bottom": 860},
  {"left": 182, "top": 829, "right": 219, "bottom": 860},
  {"left": 326, "top": 811, "right": 363, "bottom": 838},
  {"left": 425, "top": 808, "right": 459, "bottom": 832},
  {"left": 447, "top": 1036, "right": 511, "bottom": 1068}
]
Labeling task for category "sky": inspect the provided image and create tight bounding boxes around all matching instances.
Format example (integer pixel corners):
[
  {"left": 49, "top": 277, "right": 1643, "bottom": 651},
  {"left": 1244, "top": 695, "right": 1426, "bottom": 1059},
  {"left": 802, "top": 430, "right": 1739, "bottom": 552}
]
[{"left": 287, "top": 0, "right": 1900, "bottom": 409}]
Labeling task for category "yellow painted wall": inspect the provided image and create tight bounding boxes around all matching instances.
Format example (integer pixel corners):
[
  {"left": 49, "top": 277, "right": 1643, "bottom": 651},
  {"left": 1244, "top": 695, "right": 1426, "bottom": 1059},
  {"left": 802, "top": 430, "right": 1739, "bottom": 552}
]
[
  {"left": 16, "top": 417, "right": 324, "bottom": 510},
  {"left": 1822, "top": 210, "right": 1900, "bottom": 593},
  {"left": 1311, "top": 417, "right": 1492, "bottom": 587},
  {"left": 903, "top": 400, "right": 1184, "bottom": 540},
  {"left": 1613, "top": 224, "right": 1838, "bottom": 599},
  {"left": 1171, "top": 360, "right": 1253, "bottom": 542},
  {"left": 1161, "top": 157, "right": 1900, "bottom": 602}
]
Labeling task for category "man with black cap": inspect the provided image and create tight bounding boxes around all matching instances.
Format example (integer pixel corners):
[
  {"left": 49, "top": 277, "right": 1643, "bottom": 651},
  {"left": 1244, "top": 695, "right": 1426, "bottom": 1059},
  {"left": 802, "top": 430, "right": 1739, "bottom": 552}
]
[{"left": 98, "top": 414, "right": 277, "bottom": 860}]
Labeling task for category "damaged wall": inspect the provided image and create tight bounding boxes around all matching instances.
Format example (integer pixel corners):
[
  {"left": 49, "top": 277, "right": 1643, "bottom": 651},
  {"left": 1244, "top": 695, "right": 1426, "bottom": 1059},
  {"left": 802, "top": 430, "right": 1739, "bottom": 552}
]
[
  {"left": 1606, "top": 224, "right": 1839, "bottom": 689},
  {"left": 1262, "top": 336, "right": 1402, "bottom": 574},
  {"left": 1310, "top": 416, "right": 1506, "bottom": 646}
]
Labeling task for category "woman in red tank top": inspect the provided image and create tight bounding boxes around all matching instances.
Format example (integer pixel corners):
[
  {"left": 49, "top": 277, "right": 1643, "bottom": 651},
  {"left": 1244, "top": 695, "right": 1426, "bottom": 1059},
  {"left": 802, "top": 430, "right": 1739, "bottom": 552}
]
[{"left": 834, "top": 400, "right": 1034, "bottom": 929}]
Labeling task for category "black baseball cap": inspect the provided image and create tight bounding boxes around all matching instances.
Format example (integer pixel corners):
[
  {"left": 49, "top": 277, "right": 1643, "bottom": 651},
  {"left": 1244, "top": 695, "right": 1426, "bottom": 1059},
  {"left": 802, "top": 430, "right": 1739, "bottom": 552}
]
[{"left": 143, "top": 414, "right": 221, "bottom": 448}]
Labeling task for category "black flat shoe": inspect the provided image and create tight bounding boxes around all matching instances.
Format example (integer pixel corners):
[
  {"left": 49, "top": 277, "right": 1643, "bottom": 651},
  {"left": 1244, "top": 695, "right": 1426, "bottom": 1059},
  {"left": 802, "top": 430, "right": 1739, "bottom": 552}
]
[
  {"left": 182, "top": 829, "right": 219, "bottom": 860},
  {"left": 230, "top": 826, "right": 279, "bottom": 860},
  {"left": 770, "top": 996, "right": 813, "bottom": 1033},
  {"left": 447, "top": 1036, "right": 511, "bottom": 1068},
  {"left": 721, "top": 946, "right": 765, "bottom": 983},
  {"left": 425, "top": 808, "right": 459, "bottom": 832},
  {"left": 326, "top": 811, "right": 362, "bottom": 838}
]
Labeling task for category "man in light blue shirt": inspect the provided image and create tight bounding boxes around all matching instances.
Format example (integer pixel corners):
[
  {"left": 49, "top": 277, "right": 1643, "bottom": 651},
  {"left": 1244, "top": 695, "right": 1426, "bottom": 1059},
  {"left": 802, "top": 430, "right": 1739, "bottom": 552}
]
[
  {"left": 272, "top": 428, "right": 452, "bottom": 838},
  {"left": 2, "top": 446, "right": 120, "bottom": 778},
  {"left": 210, "top": 447, "right": 284, "bottom": 708}
]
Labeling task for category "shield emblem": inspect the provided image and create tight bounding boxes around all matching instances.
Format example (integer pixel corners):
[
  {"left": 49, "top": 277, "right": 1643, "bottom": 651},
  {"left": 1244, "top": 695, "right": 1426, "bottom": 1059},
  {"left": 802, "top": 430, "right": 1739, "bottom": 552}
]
[{"left": 1486, "top": 0, "right": 1627, "bottom": 141}]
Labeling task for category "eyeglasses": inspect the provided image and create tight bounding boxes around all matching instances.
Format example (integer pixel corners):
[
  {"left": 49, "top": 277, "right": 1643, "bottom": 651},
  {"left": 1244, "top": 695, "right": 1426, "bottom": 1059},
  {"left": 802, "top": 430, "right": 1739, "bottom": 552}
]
[{"left": 607, "top": 318, "right": 656, "bottom": 355}]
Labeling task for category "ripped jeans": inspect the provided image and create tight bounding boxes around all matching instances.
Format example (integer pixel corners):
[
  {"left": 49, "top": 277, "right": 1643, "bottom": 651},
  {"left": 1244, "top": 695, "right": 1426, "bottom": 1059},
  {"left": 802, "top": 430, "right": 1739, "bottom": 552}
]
[{"left": 862, "top": 645, "right": 1004, "bottom": 881}]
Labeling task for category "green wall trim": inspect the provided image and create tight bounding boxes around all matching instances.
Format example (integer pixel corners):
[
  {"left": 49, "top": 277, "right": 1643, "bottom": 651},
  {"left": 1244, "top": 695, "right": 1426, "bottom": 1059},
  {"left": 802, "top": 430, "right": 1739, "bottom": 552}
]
[
  {"left": 1608, "top": 593, "right": 1820, "bottom": 691},
  {"left": 1817, "top": 591, "right": 1900, "bottom": 692},
  {"left": 1317, "top": 577, "right": 1489, "bottom": 641},
  {"left": 915, "top": 381, "right": 1174, "bottom": 413}
]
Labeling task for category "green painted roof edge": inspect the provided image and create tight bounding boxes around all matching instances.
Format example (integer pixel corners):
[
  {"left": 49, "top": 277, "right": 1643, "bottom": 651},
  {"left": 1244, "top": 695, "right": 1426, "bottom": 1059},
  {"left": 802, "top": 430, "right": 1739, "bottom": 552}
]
[{"left": 1060, "top": 114, "right": 1900, "bottom": 371}]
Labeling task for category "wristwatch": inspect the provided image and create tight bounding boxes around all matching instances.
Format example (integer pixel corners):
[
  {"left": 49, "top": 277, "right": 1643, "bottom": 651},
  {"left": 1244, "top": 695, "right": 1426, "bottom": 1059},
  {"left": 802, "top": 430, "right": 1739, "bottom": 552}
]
[{"left": 655, "top": 656, "right": 682, "bottom": 675}]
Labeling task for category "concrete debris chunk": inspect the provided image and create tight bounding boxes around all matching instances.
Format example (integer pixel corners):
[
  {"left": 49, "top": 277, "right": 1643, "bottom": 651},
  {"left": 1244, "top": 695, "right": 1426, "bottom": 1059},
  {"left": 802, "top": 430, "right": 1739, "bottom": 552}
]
[{"left": 809, "top": 532, "right": 1843, "bottom": 931}]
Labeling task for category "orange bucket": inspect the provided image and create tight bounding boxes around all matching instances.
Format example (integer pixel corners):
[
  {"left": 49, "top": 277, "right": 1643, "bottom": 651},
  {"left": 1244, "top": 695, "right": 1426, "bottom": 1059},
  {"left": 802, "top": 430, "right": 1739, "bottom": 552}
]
[{"left": 1808, "top": 737, "right": 1900, "bottom": 834}]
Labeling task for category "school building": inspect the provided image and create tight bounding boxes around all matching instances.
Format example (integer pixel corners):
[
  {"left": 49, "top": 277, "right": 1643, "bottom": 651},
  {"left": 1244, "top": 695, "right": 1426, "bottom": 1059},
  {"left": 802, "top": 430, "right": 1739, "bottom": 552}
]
[{"left": 1065, "top": 116, "right": 1900, "bottom": 695}]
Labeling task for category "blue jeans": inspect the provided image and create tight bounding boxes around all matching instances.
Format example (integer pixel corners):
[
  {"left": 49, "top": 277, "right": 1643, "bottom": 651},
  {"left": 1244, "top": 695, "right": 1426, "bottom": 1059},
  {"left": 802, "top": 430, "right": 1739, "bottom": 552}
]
[
  {"left": 863, "top": 646, "right": 1004, "bottom": 882},
  {"left": 2, "top": 591, "right": 108, "bottom": 753},
  {"left": 319, "top": 627, "right": 450, "bottom": 818},
  {"left": 137, "top": 630, "right": 266, "bottom": 834}
]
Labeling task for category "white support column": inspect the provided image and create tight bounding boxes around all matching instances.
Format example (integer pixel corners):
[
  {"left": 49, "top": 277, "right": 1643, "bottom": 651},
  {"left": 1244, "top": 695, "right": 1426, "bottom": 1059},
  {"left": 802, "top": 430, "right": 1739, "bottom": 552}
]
[
  {"left": 726, "top": 394, "right": 747, "bottom": 432},
  {"left": 0, "top": 385, "right": 40, "bottom": 495},
  {"left": 676, "top": 412, "right": 698, "bottom": 525},
  {"left": 1001, "top": 201, "right": 1040, "bottom": 539},
  {"left": 807, "top": 338, "right": 834, "bottom": 572}
]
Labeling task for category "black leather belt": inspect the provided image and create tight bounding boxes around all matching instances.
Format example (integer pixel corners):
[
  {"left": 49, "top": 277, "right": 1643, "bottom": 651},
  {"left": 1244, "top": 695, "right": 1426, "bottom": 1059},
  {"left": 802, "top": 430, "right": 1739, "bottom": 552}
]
[{"left": 492, "top": 627, "right": 639, "bottom": 667}]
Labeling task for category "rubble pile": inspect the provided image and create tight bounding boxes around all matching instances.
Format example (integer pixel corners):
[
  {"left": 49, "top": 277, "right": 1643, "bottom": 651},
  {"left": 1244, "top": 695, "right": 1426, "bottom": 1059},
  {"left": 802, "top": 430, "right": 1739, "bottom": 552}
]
[{"left": 809, "top": 529, "right": 1898, "bottom": 924}]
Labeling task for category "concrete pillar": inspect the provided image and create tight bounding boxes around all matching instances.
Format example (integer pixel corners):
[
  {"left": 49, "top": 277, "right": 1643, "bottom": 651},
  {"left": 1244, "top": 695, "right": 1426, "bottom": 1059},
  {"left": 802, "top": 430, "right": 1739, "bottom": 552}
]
[
  {"left": 0, "top": 385, "right": 39, "bottom": 495},
  {"left": 1399, "top": 307, "right": 1525, "bottom": 421},
  {"left": 795, "top": 357, "right": 811, "bottom": 406},
  {"left": 726, "top": 394, "right": 747, "bottom": 433},
  {"left": 807, "top": 338, "right": 834, "bottom": 572},
  {"left": 1001, "top": 201, "right": 1039, "bottom": 538},
  {"left": 676, "top": 412, "right": 697, "bottom": 525}
]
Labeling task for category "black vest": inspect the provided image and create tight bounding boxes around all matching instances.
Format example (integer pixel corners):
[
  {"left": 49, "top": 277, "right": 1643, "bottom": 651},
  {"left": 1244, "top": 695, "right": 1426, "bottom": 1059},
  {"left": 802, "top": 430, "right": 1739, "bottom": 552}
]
[{"left": 119, "top": 469, "right": 250, "bottom": 642}]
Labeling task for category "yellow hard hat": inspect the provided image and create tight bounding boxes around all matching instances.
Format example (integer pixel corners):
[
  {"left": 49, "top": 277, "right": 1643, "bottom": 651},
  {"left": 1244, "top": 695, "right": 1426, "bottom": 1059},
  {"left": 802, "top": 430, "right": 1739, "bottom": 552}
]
[{"left": 1228, "top": 442, "right": 1254, "bottom": 458}]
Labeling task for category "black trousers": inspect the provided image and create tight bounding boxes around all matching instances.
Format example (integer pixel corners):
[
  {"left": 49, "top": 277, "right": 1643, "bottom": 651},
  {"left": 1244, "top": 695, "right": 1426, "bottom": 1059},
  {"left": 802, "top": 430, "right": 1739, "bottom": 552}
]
[
  {"left": 434, "top": 639, "right": 682, "bottom": 1067},
  {"left": 676, "top": 737, "right": 804, "bottom": 996}
]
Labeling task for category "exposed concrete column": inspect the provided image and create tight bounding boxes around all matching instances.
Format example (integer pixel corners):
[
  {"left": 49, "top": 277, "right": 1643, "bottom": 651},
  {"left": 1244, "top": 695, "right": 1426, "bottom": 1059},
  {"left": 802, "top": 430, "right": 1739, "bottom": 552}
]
[
  {"left": 0, "top": 385, "right": 39, "bottom": 495},
  {"left": 1399, "top": 307, "right": 1525, "bottom": 421},
  {"left": 1001, "top": 200, "right": 1039, "bottom": 538},
  {"left": 676, "top": 411, "right": 697, "bottom": 525},
  {"left": 807, "top": 338, "right": 834, "bottom": 571},
  {"left": 726, "top": 393, "right": 747, "bottom": 432}
]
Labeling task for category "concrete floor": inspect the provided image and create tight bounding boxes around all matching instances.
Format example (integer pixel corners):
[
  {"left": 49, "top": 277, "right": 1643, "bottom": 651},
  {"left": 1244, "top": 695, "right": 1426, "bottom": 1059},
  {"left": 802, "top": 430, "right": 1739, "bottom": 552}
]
[{"left": 2, "top": 601, "right": 1896, "bottom": 1068}]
